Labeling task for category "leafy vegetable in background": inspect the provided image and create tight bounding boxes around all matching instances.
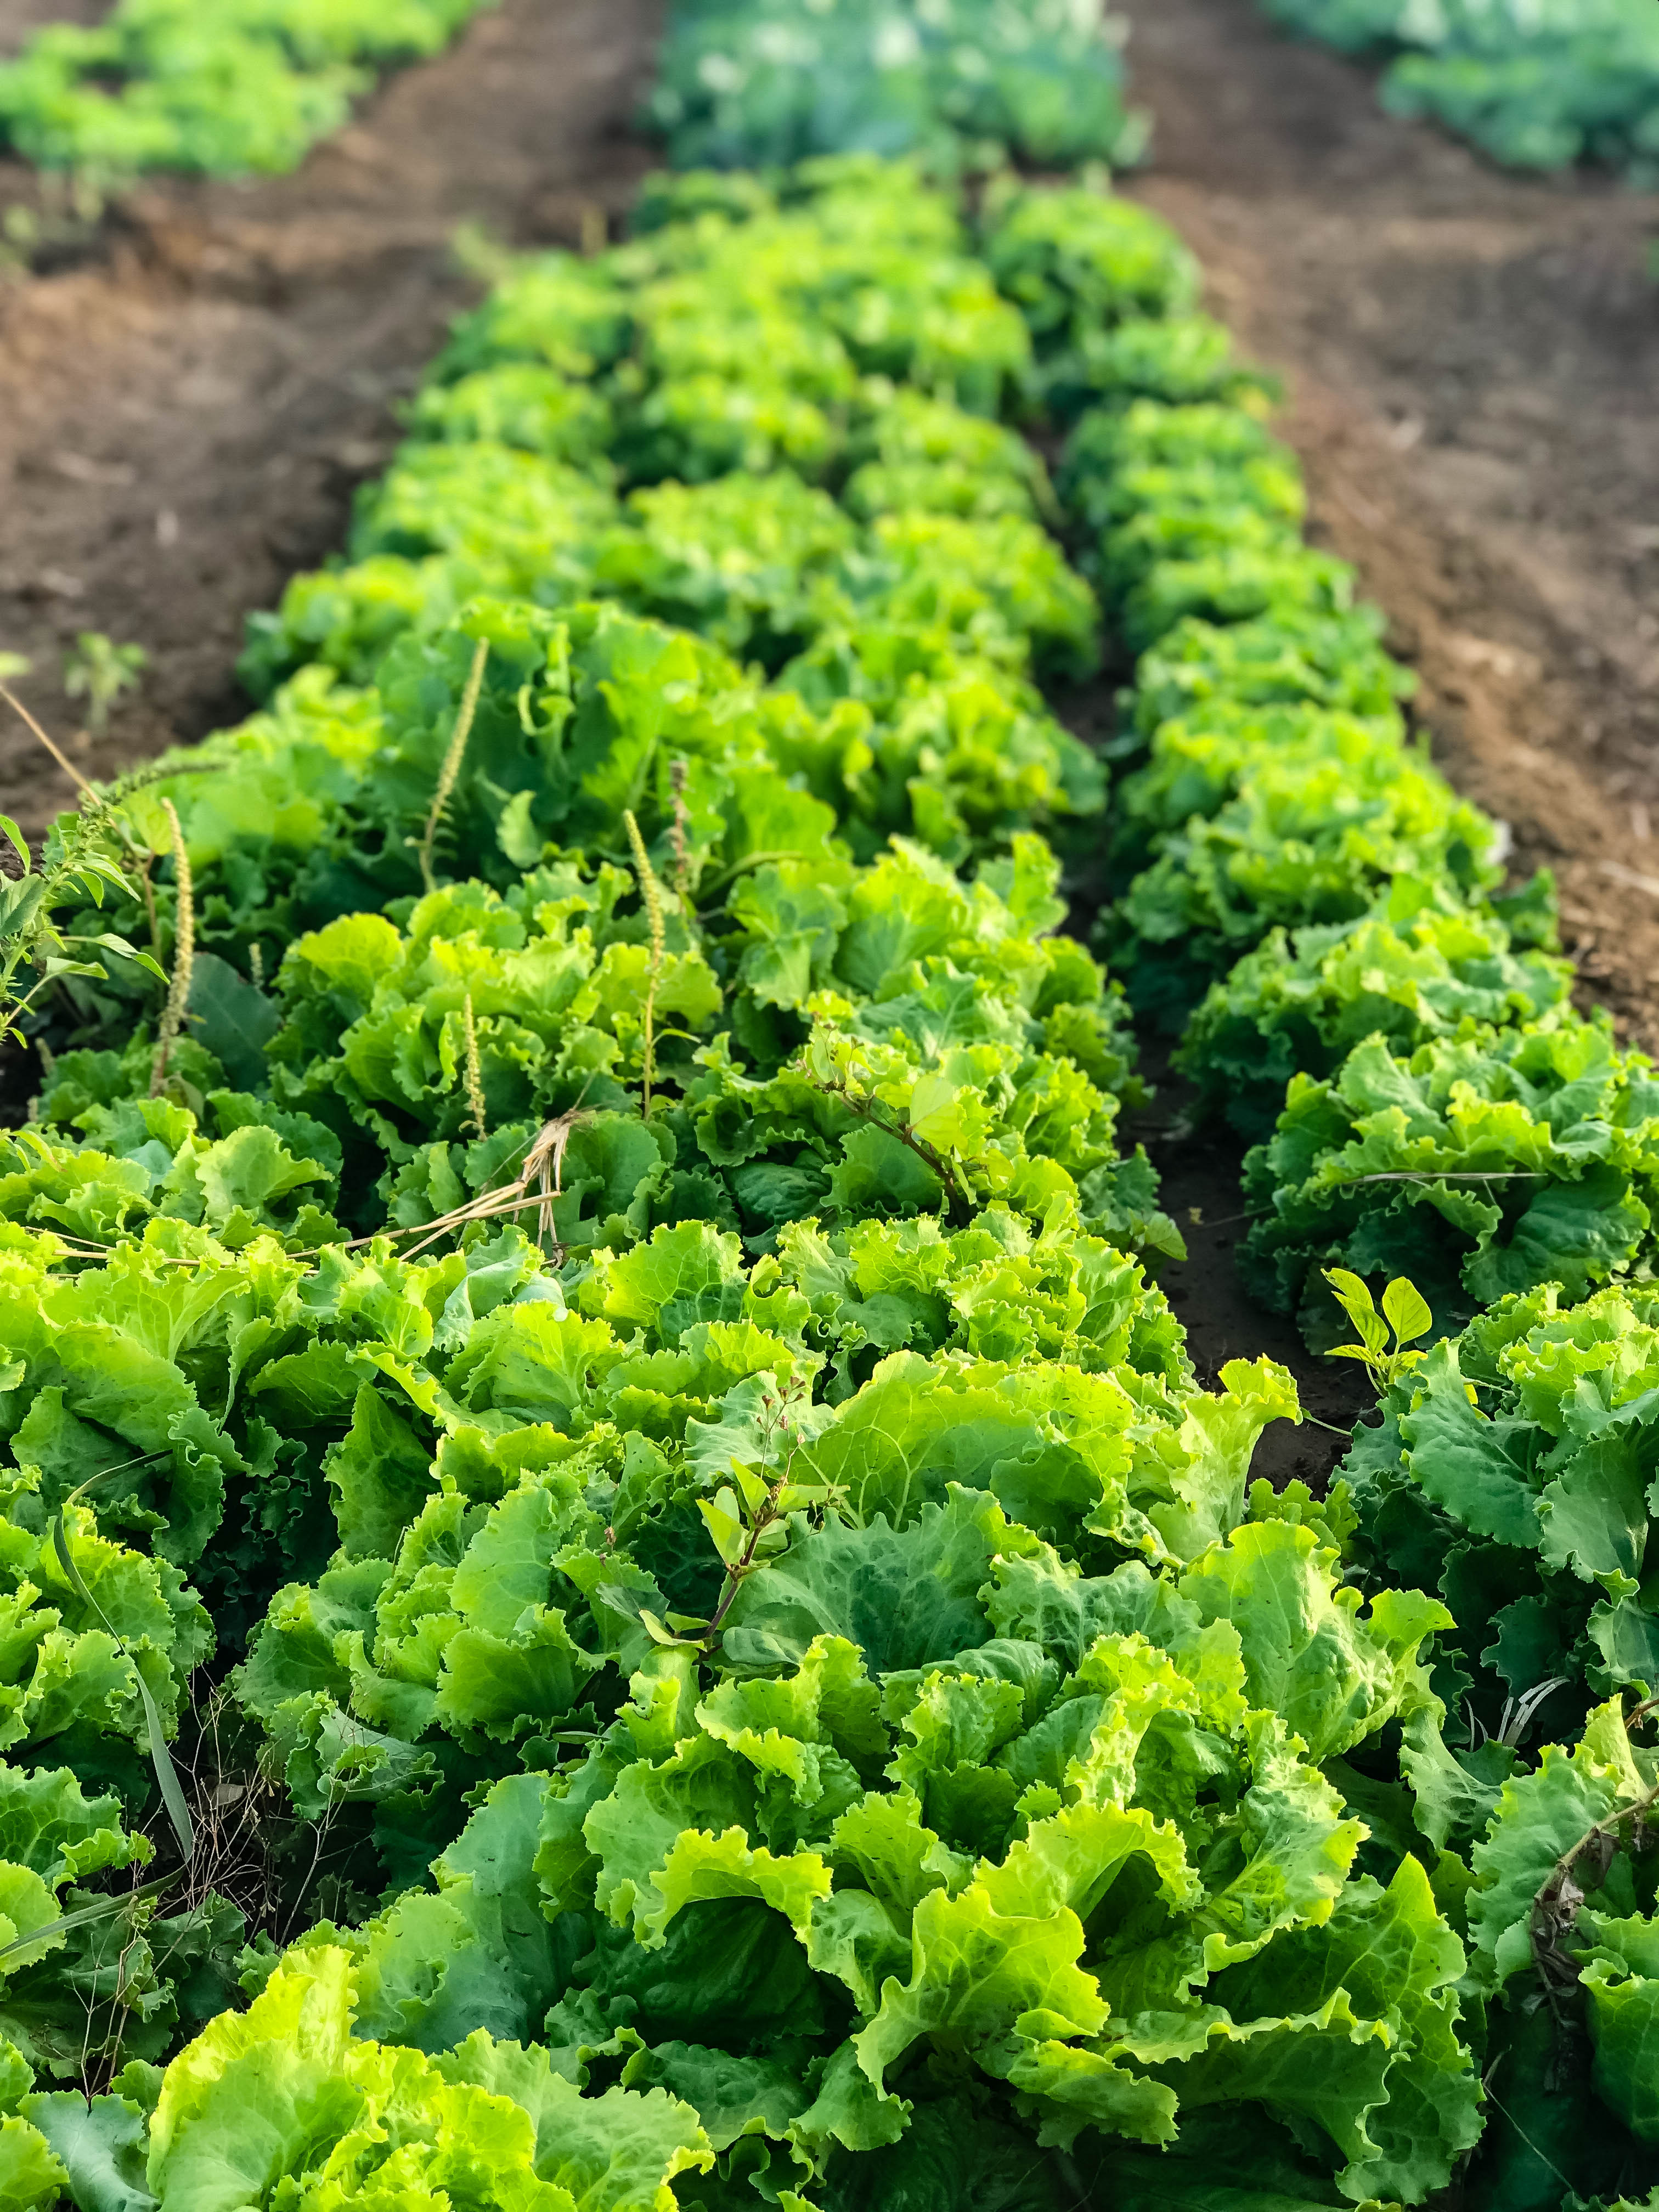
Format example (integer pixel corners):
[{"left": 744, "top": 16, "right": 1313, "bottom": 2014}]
[
  {"left": 0, "top": 0, "right": 498, "bottom": 176},
  {"left": 1102, "top": 720, "right": 1503, "bottom": 1028},
  {"left": 1108, "top": 698, "right": 1413, "bottom": 875},
  {"left": 47, "top": 595, "right": 1104, "bottom": 1062},
  {"left": 645, "top": 0, "right": 1147, "bottom": 175},
  {"left": 981, "top": 183, "right": 1281, "bottom": 430},
  {"left": 1122, "top": 603, "right": 1416, "bottom": 748},
  {"left": 838, "top": 386, "right": 1053, "bottom": 523},
  {"left": 241, "top": 161, "right": 1055, "bottom": 696},
  {"left": 984, "top": 184, "right": 1200, "bottom": 356},
  {"left": 1261, "top": 0, "right": 1659, "bottom": 182},
  {"left": 1012, "top": 201, "right": 1511, "bottom": 1051},
  {"left": 1057, "top": 397, "right": 1302, "bottom": 545}
]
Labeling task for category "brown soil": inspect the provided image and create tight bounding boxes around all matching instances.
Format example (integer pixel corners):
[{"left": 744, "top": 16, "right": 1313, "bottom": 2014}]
[
  {"left": 0, "top": 0, "right": 105, "bottom": 55},
  {"left": 1127, "top": 1074, "right": 1376, "bottom": 1489},
  {"left": 0, "top": 0, "right": 663, "bottom": 819}
]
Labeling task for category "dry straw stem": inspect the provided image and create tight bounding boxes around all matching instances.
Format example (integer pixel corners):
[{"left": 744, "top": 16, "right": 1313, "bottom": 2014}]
[
  {"left": 394, "top": 1106, "right": 591, "bottom": 1261},
  {"left": 416, "top": 636, "right": 489, "bottom": 895},
  {"left": 623, "top": 807, "right": 666, "bottom": 1117},
  {"left": 0, "top": 678, "right": 93, "bottom": 795},
  {"left": 149, "top": 796, "right": 194, "bottom": 1097},
  {"left": 46, "top": 1106, "right": 595, "bottom": 1267}
]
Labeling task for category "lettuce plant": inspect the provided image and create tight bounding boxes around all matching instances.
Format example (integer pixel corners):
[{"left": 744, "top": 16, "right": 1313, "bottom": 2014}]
[
  {"left": 1262, "top": 0, "right": 1659, "bottom": 182},
  {"left": 1176, "top": 877, "right": 1573, "bottom": 1141},
  {"left": 1103, "top": 730, "right": 1502, "bottom": 1028},
  {"left": 645, "top": 0, "right": 1144, "bottom": 175},
  {"left": 230, "top": 1207, "right": 1205, "bottom": 1884},
  {"left": 0, "top": 1224, "right": 553, "bottom": 1651},
  {"left": 0, "top": 1463, "right": 209, "bottom": 1801},
  {"left": 1240, "top": 1017, "right": 1659, "bottom": 1345},
  {"left": 1122, "top": 607, "right": 1416, "bottom": 752},
  {"left": 14, "top": 1937, "right": 712, "bottom": 2212},
  {"left": 36, "top": 829, "right": 1162, "bottom": 1261},
  {"left": 982, "top": 187, "right": 1200, "bottom": 355},
  {"left": 1344, "top": 1278, "right": 1659, "bottom": 1751},
  {"left": 1057, "top": 399, "right": 1304, "bottom": 543},
  {"left": 54, "top": 597, "right": 1104, "bottom": 1065},
  {"left": 222, "top": 1490, "right": 1475, "bottom": 2209},
  {"left": 839, "top": 387, "right": 1052, "bottom": 524},
  {"left": 1402, "top": 1695, "right": 1659, "bottom": 2205}
]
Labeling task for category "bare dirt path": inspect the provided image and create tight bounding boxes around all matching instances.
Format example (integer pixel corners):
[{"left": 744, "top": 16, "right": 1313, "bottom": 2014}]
[
  {"left": 1117, "top": 0, "right": 1659, "bottom": 1046},
  {"left": 0, "top": 0, "right": 662, "bottom": 823},
  {"left": 0, "top": 0, "right": 104, "bottom": 54}
]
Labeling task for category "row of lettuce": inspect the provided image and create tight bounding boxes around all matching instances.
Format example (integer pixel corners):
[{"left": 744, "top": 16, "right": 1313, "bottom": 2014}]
[
  {"left": 0, "top": 0, "right": 1143, "bottom": 181},
  {"left": 14, "top": 0, "right": 1655, "bottom": 210},
  {"left": 1, "top": 153, "right": 1656, "bottom": 2211},
  {"left": 1262, "top": 0, "right": 1659, "bottom": 180},
  {"left": 646, "top": 0, "right": 1145, "bottom": 176},
  {"left": 0, "top": 0, "right": 499, "bottom": 176}
]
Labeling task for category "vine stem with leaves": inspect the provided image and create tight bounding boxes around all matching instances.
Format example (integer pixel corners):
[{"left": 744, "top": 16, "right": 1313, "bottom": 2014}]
[{"left": 806, "top": 1062, "right": 977, "bottom": 1227}]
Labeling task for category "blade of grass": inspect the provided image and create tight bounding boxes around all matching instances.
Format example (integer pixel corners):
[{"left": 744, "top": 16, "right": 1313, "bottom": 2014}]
[
  {"left": 52, "top": 1497, "right": 196, "bottom": 1863},
  {"left": 0, "top": 1871, "right": 181, "bottom": 1969}
]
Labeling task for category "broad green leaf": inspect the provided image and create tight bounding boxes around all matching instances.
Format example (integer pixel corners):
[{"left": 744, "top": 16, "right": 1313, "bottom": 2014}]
[{"left": 1383, "top": 1274, "right": 1433, "bottom": 1348}]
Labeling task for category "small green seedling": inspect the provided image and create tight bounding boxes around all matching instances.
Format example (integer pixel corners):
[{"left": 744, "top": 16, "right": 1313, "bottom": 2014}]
[
  {"left": 64, "top": 631, "right": 148, "bottom": 734},
  {"left": 1323, "top": 1267, "right": 1432, "bottom": 1393}
]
